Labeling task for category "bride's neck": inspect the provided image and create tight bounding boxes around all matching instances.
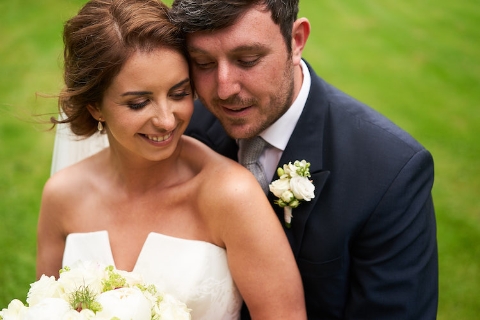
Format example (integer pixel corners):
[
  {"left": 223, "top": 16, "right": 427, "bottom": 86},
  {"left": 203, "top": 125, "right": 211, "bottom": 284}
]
[{"left": 105, "top": 145, "right": 185, "bottom": 195}]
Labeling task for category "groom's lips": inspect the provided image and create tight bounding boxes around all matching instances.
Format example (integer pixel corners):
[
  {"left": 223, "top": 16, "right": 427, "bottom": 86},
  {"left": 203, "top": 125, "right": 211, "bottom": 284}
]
[{"left": 222, "top": 105, "right": 252, "bottom": 116}]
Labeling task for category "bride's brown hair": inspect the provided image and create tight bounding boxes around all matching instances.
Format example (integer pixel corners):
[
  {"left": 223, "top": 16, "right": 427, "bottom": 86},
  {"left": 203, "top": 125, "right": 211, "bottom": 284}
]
[{"left": 53, "top": 0, "right": 186, "bottom": 137}]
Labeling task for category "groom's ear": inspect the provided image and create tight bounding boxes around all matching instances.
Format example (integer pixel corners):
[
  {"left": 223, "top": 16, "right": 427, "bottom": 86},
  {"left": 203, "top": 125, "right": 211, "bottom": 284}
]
[
  {"left": 87, "top": 103, "right": 102, "bottom": 121},
  {"left": 291, "top": 17, "right": 311, "bottom": 66}
]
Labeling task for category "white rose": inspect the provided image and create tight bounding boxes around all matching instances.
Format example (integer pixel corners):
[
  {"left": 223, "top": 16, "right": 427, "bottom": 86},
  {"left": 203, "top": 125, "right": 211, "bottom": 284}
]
[
  {"left": 61, "top": 309, "right": 90, "bottom": 320},
  {"left": 269, "top": 178, "right": 290, "bottom": 198},
  {"left": 58, "top": 261, "right": 106, "bottom": 297},
  {"left": 62, "top": 309, "right": 96, "bottom": 320},
  {"left": 154, "top": 293, "right": 191, "bottom": 320},
  {"left": 96, "top": 287, "right": 152, "bottom": 320},
  {"left": 116, "top": 269, "right": 144, "bottom": 287},
  {"left": 26, "top": 275, "right": 63, "bottom": 306},
  {"left": 22, "top": 297, "right": 72, "bottom": 320},
  {"left": 0, "top": 299, "right": 28, "bottom": 320},
  {"left": 290, "top": 176, "right": 315, "bottom": 201}
]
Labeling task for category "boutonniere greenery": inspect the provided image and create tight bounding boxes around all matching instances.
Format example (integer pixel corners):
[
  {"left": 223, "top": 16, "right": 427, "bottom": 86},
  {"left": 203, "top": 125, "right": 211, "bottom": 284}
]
[{"left": 269, "top": 160, "right": 315, "bottom": 228}]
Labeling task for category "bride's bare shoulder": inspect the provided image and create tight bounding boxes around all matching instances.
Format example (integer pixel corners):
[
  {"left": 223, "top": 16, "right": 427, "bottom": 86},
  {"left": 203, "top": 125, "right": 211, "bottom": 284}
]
[
  {"left": 181, "top": 135, "right": 247, "bottom": 177},
  {"left": 182, "top": 136, "right": 264, "bottom": 203},
  {"left": 42, "top": 150, "right": 106, "bottom": 204}
]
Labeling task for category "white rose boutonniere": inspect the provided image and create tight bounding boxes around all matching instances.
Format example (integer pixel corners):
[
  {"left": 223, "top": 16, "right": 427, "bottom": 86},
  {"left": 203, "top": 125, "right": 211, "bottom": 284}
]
[{"left": 269, "top": 160, "right": 315, "bottom": 228}]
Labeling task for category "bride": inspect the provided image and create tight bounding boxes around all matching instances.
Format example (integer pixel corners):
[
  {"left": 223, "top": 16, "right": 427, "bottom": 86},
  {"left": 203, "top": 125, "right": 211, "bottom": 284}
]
[{"left": 36, "top": 0, "right": 306, "bottom": 319}]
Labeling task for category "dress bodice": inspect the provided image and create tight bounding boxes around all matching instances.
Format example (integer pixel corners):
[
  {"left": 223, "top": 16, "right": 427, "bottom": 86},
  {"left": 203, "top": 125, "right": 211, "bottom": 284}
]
[{"left": 63, "top": 231, "right": 242, "bottom": 320}]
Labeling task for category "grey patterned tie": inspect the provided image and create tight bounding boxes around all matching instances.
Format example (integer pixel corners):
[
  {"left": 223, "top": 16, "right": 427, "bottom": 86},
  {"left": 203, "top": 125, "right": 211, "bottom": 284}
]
[{"left": 239, "top": 136, "right": 269, "bottom": 194}]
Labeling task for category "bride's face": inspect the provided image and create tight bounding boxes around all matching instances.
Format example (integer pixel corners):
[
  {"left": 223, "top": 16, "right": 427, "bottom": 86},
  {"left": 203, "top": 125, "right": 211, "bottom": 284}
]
[{"left": 91, "top": 47, "right": 193, "bottom": 162}]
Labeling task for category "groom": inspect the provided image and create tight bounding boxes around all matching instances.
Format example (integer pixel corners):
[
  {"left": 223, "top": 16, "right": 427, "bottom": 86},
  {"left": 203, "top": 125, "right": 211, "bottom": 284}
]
[{"left": 170, "top": 0, "right": 438, "bottom": 318}]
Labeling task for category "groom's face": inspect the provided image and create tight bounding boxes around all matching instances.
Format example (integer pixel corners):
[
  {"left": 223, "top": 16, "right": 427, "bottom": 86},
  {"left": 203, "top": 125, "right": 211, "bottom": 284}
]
[{"left": 186, "top": 5, "right": 295, "bottom": 139}]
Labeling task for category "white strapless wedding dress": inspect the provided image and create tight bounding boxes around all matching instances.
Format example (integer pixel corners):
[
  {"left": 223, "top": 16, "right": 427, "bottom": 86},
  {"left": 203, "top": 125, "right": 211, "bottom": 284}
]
[{"left": 63, "top": 231, "right": 242, "bottom": 320}]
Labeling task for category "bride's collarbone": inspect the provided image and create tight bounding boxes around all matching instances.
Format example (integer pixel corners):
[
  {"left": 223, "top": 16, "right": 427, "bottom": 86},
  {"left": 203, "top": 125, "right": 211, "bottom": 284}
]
[
  {"left": 97, "top": 181, "right": 195, "bottom": 207},
  {"left": 104, "top": 196, "right": 201, "bottom": 225},
  {"left": 104, "top": 200, "right": 194, "bottom": 219},
  {"left": 105, "top": 208, "right": 210, "bottom": 245},
  {"left": 117, "top": 175, "right": 198, "bottom": 199},
  {"left": 76, "top": 178, "right": 205, "bottom": 229}
]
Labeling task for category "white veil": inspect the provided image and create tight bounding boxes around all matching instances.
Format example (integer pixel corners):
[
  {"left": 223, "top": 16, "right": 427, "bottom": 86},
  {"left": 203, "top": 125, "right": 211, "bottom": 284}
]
[{"left": 50, "top": 116, "right": 109, "bottom": 175}]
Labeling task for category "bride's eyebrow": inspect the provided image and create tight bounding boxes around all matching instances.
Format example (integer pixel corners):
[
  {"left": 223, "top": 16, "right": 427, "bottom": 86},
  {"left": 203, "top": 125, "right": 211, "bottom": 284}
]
[
  {"left": 121, "top": 91, "right": 152, "bottom": 97},
  {"left": 171, "top": 78, "right": 190, "bottom": 90},
  {"left": 120, "top": 79, "right": 190, "bottom": 97}
]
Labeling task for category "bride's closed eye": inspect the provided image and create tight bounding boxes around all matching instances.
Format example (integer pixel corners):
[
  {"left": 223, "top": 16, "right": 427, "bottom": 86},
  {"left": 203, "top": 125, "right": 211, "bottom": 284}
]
[
  {"left": 168, "top": 78, "right": 192, "bottom": 101},
  {"left": 128, "top": 99, "right": 149, "bottom": 110},
  {"left": 169, "top": 90, "right": 191, "bottom": 100}
]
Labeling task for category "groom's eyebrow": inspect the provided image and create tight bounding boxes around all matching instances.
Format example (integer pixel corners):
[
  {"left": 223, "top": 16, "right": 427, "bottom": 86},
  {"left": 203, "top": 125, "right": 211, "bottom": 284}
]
[
  {"left": 188, "top": 43, "right": 266, "bottom": 54},
  {"left": 121, "top": 91, "right": 152, "bottom": 97}
]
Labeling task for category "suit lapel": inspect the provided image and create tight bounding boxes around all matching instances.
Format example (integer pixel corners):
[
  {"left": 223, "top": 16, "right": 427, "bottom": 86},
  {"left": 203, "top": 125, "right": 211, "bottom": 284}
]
[
  {"left": 268, "top": 61, "right": 331, "bottom": 256},
  {"left": 269, "top": 170, "right": 329, "bottom": 257}
]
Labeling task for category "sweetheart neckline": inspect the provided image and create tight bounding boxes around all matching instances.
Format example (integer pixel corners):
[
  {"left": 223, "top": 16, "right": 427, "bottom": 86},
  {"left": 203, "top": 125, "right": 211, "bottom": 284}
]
[{"left": 64, "top": 230, "right": 226, "bottom": 272}]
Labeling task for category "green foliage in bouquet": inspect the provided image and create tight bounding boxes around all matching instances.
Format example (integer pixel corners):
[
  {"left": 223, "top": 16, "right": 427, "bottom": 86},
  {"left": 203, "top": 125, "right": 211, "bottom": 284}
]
[
  {"left": 69, "top": 286, "right": 102, "bottom": 313},
  {"left": 101, "top": 265, "right": 127, "bottom": 291}
]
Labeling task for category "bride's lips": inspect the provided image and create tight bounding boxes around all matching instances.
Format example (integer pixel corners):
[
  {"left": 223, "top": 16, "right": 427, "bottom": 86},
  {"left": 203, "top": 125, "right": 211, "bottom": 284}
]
[{"left": 140, "top": 131, "right": 174, "bottom": 144}]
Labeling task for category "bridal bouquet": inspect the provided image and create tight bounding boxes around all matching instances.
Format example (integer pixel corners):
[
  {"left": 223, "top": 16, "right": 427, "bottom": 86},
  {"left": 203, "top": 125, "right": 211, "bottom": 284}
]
[{"left": 0, "top": 261, "right": 191, "bottom": 320}]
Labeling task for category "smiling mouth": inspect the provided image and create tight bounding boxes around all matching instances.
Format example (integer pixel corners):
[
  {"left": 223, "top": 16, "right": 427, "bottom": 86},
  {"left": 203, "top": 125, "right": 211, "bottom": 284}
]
[
  {"left": 143, "top": 132, "right": 172, "bottom": 142},
  {"left": 223, "top": 105, "right": 251, "bottom": 113}
]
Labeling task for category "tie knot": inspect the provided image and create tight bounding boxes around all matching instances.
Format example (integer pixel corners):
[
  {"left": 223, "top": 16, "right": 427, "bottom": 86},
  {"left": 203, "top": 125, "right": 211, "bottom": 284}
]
[{"left": 239, "top": 136, "right": 268, "bottom": 166}]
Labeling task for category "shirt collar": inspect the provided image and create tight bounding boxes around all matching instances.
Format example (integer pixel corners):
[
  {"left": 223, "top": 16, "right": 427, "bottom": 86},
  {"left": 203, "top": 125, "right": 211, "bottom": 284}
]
[{"left": 260, "top": 60, "right": 311, "bottom": 151}]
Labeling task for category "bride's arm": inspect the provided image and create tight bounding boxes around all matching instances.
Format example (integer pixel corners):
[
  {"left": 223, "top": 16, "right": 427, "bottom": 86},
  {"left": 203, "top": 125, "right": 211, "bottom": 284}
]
[
  {"left": 202, "top": 165, "right": 307, "bottom": 320},
  {"left": 36, "top": 172, "right": 72, "bottom": 279}
]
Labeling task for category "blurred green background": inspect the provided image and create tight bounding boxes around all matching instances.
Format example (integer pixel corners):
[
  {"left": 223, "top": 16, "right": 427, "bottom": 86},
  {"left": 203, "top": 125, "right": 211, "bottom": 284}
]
[{"left": 0, "top": 0, "right": 479, "bottom": 318}]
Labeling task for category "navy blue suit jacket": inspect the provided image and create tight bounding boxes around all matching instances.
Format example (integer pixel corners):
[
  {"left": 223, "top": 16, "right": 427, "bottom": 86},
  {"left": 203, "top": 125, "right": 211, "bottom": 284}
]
[{"left": 185, "top": 61, "right": 438, "bottom": 319}]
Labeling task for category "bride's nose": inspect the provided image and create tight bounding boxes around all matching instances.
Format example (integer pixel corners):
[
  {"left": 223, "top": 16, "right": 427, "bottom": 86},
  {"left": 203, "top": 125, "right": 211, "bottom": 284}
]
[{"left": 150, "top": 102, "right": 176, "bottom": 130}]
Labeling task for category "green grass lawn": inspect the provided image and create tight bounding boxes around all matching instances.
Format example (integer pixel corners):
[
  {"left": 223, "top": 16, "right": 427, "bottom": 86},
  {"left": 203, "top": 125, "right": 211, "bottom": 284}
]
[{"left": 1, "top": 0, "right": 479, "bottom": 318}]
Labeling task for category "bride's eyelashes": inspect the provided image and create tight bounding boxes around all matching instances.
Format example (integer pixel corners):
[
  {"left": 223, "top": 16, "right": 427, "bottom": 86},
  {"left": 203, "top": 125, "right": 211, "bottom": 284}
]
[
  {"left": 169, "top": 90, "right": 191, "bottom": 100},
  {"left": 127, "top": 96, "right": 189, "bottom": 110},
  {"left": 168, "top": 78, "right": 192, "bottom": 101},
  {"left": 128, "top": 99, "right": 150, "bottom": 110},
  {"left": 124, "top": 87, "right": 191, "bottom": 110}
]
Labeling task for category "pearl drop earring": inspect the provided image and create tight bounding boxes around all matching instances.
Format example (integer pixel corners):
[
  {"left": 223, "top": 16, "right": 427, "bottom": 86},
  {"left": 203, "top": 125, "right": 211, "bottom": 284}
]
[{"left": 97, "top": 118, "right": 104, "bottom": 131}]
